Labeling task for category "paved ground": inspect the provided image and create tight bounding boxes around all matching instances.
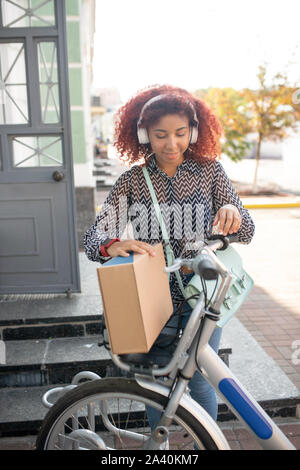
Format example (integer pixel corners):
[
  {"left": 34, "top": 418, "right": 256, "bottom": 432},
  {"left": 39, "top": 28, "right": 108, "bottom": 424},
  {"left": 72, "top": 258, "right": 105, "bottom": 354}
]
[
  {"left": 221, "top": 155, "right": 300, "bottom": 196},
  {"left": 220, "top": 417, "right": 300, "bottom": 450},
  {"left": 234, "top": 207, "right": 300, "bottom": 392},
  {"left": 0, "top": 417, "right": 299, "bottom": 450}
]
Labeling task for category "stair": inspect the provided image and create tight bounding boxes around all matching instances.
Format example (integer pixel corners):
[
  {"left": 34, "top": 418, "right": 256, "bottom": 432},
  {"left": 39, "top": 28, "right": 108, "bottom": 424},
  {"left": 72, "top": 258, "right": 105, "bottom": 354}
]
[
  {"left": 0, "top": 253, "right": 109, "bottom": 437},
  {"left": 1, "top": 322, "right": 299, "bottom": 439},
  {"left": 0, "top": 335, "right": 111, "bottom": 437},
  {"left": 0, "top": 295, "right": 103, "bottom": 341},
  {"left": 0, "top": 328, "right": 233, "bottom": 437},
  {"left": 93, "top": 170, "right": 117, "bottom": 177},
  {"left": 93, "top": 158, "right": 126, "bottom": 191},
  {"left": 0, "top": 330, "right": 298, "bottom": 438}
]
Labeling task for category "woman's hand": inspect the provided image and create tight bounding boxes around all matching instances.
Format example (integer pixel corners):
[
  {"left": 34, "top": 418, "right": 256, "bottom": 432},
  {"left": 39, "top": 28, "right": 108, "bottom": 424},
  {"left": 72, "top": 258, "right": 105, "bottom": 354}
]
[
  {"left": 213, "top": 204, "right": 242, "bottom": 236},
  {"left": 106, "top": 240, "right": 156, "bottom": 258}
]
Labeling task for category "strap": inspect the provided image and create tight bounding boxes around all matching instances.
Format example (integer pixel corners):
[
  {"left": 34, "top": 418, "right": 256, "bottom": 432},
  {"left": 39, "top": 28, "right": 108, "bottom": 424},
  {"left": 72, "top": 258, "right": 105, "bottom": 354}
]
[
  {"left": 142, "top": 166, "right": 187, "bottom": 298},
  {"left": 142, "top": 166, "right": 174, "bottom": 268}
]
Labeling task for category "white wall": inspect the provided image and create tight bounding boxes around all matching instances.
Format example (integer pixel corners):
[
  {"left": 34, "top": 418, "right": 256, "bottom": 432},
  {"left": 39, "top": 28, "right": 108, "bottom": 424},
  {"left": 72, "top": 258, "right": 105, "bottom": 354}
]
[{"left": 73, "top": 0, "right": 95, "bottom": 188}]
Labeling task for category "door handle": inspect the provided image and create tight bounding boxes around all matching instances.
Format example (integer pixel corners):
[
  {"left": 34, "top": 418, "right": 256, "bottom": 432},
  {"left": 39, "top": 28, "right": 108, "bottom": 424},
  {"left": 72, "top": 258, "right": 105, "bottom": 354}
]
[{"left": 52, "top": 170, "right": 64, "bottom": 182}]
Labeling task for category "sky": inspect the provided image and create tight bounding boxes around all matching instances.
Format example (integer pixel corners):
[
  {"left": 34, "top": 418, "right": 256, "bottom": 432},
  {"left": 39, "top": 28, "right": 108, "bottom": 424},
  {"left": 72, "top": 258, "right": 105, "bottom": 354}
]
[{"left": 92, "top": 0, "right": 300, "bottom": 103}]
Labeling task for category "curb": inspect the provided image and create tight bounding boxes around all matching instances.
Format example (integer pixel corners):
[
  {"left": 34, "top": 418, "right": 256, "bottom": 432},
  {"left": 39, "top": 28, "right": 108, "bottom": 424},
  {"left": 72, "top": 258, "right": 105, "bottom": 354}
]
[
  {"left": 217, "top": 396, "right": 300, "bottom": 423},
  {"left": 243, "top": 201, "right": 300, "bottom": 209}
]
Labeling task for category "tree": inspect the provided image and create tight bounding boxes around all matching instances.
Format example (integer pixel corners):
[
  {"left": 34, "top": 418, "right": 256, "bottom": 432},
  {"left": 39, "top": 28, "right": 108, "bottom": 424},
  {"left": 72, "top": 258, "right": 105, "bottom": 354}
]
[
  {"left": 240, "top": 65, "right": 300, "bottom": 186},
  {"left": 194, "top": 87, "right": 252, "bottom": 162},
  {"left": 195, "top": 62, "right": 300, "bottom": 188}
]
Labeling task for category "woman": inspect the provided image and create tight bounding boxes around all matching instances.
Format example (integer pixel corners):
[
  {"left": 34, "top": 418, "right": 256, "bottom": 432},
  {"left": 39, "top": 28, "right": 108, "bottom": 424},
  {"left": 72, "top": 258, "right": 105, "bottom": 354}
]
[{"left": 84, "top": 84, "right": 255, "bottom": 424}]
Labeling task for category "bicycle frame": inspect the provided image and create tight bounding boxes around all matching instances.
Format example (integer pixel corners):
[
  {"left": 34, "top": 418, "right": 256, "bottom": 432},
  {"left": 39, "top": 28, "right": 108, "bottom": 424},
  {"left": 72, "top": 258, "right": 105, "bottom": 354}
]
[
  {"left": 135, "top": 304, "right": 296, "bottom": 450},
  {"left": 195, "top": 318, "right": 295, "bottom": 450},
  {"left": 111, "top": 245, "right": 296, "bottom": 450}
]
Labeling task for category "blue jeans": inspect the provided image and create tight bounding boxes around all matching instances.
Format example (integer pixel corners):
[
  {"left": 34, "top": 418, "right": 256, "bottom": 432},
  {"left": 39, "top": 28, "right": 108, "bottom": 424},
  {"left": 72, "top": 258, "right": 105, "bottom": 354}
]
[{"left": 146, "top": 302, "right": 222, "bottom": 430}]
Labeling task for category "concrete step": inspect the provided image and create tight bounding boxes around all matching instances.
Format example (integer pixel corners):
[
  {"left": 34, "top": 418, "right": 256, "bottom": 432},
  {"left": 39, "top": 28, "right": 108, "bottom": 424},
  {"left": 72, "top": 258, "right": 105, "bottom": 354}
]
[
  {"left": 0, "top": 384, "right": 60, "bottom": 437},
  {"left": 93, "top": 160, "right": 119, "bottom": 168},
  {"left": 0, "top": 294, "right": 103, "bottom": 341},
  {"left": 0, "top": 333, "right": 232, "bottom": 437},
  {"left": 0, "top": 333, "right": 232, "bottom": 388},
  {"left": 0, "top": 253, "right": 103, "bottom": 342},
  {"left": 93, "top": 170, "right": 117, "bottom": 176},
  {"left": 96, "top": 182, "right": 114, "bottom": 190},
  {"left": 0, "top": 336, "right": 110, "bottom": 388}
]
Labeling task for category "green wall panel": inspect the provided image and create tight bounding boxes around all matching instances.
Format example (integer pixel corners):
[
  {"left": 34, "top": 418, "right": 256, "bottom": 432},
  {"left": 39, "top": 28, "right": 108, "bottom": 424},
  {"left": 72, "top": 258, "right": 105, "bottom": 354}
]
[
  {"left": 65, "top": 1, "right": 87, "bottom": 167},
  {"left": 68, "top": 68, "right": 83, "bottom": 106},
  {"left": 66, "top": 21, "right": 81, "bottom": 63},
  {"left": 70, "top": 110, "right": 86, "bottom": 163},
  {"left": 66, "top": 0, "right": 80, "bottom": 16}
]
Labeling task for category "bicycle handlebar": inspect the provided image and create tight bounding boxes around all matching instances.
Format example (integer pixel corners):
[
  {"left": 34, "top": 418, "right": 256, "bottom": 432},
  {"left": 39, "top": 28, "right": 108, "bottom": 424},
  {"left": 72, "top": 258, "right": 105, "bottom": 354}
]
[
  {"left": 197, "top": 256, "right": 219, "bottom": 280},
  {"left": 165, "top": 233, "right": 239, "bottom": 280},
  {"left": 205, "top": 233, "right": 239, "bottom": 250}
]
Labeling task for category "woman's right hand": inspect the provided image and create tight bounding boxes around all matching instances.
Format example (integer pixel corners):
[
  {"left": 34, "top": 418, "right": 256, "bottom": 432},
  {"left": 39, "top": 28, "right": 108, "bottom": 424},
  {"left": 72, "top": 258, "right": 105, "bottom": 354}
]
[{"left": 106, "top": 240, "right": 156, "bottom": 258}]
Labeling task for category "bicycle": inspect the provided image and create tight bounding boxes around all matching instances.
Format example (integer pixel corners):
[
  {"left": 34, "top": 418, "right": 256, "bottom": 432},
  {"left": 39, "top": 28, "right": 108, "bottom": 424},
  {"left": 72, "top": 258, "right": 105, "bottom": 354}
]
[{"left": 36, "top": 235, "right": 296, "bottom": 450}]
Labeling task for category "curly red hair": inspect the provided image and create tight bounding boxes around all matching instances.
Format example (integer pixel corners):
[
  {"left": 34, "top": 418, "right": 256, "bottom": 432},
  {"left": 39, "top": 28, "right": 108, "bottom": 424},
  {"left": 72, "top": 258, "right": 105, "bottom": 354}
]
[{"left": 114, "top": 84, "right": 223, "bottom": 165}]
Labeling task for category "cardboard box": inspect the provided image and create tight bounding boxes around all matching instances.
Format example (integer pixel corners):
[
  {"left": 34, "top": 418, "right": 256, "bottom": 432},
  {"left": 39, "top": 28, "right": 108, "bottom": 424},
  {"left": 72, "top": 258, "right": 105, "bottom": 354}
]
[{"left": 97, "top": 243, "right": 173, "bottom": 354}]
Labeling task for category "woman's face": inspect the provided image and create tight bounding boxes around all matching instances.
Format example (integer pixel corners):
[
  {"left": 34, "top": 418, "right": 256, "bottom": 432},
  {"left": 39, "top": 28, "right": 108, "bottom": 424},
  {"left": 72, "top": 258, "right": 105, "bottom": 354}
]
[{"left": 148, "top": 114, "right": 190, "bottom": 169}]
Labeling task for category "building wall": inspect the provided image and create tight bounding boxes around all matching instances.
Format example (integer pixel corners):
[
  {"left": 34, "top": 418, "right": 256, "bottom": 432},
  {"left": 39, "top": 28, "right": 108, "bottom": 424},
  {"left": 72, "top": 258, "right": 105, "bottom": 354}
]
[{"left": 65, "top": 0, "right": 96, "bottom": 249}]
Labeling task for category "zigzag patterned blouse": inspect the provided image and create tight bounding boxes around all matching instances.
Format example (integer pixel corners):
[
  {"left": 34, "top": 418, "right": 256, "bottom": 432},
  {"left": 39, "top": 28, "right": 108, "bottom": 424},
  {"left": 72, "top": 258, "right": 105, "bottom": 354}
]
[{"left": 84, "top": 154, "right": 255, "bottom": 303}]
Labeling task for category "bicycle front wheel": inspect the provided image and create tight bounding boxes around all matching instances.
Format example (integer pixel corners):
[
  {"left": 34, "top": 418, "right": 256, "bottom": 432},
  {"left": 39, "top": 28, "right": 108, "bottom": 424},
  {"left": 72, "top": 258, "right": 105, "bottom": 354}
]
[{"left": 36, "top": 378, "right": 220, "bottom": 450}]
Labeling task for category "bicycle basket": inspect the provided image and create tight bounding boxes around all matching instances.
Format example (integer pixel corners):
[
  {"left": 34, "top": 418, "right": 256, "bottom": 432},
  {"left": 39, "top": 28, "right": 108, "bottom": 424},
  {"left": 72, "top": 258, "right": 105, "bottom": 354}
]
[{"left": 185, "top": 245, "right": 254, "bottom": 327}]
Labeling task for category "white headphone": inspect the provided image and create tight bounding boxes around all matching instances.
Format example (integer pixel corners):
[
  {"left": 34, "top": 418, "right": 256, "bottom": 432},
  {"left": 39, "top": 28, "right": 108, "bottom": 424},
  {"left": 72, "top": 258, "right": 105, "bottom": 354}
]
[{"left": 137, "top": 94, "right": 199, "bottom": 145}]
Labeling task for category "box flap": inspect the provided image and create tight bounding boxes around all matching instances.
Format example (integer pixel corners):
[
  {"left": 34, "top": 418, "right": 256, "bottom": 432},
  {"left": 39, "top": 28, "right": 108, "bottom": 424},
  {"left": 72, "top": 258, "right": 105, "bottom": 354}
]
[{"left": 101, "top": 252, "right": 134, "bottom": 266}]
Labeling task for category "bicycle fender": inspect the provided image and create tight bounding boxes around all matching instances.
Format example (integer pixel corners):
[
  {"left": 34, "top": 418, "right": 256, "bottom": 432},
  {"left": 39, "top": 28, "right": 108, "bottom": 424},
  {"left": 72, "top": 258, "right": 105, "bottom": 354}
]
[{"left": 135, "top": 375, "right": 230, "bottom": 450}]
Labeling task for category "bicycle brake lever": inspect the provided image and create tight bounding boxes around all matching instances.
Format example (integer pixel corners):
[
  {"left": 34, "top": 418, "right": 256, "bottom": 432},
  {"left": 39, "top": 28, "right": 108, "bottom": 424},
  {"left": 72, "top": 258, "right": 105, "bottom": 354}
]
[{"left": 164, "top": 259, "right": 183, "bottom": 273}]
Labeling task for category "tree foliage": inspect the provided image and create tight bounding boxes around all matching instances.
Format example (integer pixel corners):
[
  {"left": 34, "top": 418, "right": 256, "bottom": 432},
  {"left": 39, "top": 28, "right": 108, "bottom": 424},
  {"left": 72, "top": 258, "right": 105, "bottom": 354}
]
[
  {"left": 194, "top": 64, "right": 300, "bottom": 186},
  {"left": 242, "top": 65, "right": 300, "bottom": 185},
  {"left": 194, "top": 87, "right": 252, "bottom": 162}
]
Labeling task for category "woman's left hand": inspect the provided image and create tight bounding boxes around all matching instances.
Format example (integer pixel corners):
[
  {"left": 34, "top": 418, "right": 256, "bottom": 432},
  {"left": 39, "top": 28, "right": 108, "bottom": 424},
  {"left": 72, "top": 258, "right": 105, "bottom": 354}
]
[{"left": 213, "top": 204, "right": 242, "bottom": 236}]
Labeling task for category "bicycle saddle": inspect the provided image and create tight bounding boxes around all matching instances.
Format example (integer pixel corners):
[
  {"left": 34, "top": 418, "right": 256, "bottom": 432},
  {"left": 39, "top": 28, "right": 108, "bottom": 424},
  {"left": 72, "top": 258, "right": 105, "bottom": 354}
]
[
  {"left": 119, "top": 351, "right": 171, "bottom": 368},
  {"left": 120, "top": 334, "right": 177, "bottom": 368}
]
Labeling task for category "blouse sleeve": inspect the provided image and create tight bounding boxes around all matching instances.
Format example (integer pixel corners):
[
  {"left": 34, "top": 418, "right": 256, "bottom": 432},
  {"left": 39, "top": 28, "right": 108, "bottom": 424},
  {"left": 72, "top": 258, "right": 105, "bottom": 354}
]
[
  {"left": 212, "top": 162, "right": 255, "bottom": 244},
  {"left": 83, "top": 170, "right": 130, "bottom": 263}
]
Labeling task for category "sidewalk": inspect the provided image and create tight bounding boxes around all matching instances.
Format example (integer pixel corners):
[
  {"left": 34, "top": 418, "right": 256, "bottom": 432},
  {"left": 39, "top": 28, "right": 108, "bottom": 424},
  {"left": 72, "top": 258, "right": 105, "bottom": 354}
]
[
  {"left": 233, "top": 206, "right": 300, "bottom": 393},
  {"left": 0, "top": 417, "right": 299, "bottom": 450},
  {"left": 219, "top": 417, "right": 300, "bottom": 450}
]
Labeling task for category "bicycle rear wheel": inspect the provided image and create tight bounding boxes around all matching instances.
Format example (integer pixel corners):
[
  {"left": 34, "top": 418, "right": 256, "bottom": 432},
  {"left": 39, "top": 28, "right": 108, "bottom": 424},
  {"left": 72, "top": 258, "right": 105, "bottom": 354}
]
[{"left": 36, "top": 378, "right": 220, "bottom": 450}]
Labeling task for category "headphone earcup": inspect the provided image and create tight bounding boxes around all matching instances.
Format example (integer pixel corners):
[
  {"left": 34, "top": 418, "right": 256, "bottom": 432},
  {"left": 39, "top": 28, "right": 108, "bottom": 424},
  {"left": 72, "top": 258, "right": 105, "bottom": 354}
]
[
  {"left": 137, "top": 127, "right": 149, "bottom": 144},
  {"left": 190, "top": 126, "right": 198, "bottom": 144}
]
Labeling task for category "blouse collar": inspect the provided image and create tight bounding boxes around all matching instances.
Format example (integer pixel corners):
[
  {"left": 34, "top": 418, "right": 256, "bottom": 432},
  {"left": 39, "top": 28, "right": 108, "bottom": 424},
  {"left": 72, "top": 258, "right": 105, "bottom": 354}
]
[{"left": 146, "top": 153, "right": 200, "bottom": 177}]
